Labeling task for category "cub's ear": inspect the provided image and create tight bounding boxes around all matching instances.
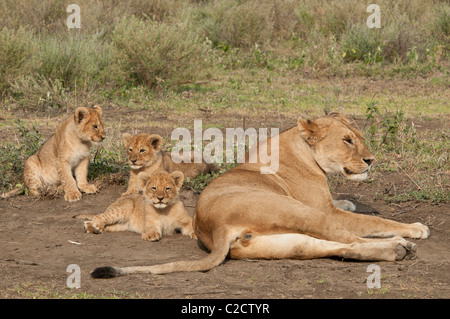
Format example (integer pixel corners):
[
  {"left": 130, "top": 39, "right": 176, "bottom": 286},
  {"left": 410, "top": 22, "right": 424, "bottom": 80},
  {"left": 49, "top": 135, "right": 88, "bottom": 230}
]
[
  {"left": 137, "top": 172, "right": 151, "bottom": 193},
  {"left": 122, "top": 133, "right": 132, "bottom": 147},
  {"left": 92, "top": 105, "right": 103, "bottom": 116},
  {"left": 74, "top": 107, "right": 89, "bottom": 124},
  {"left": 169, "top": 171, "right": 184, "bottom": 189},
  {"left": 148, "top": 134, "right": 162, "bottom": 152},
  {"left": 297, "top": 117, "right": 326, "bottom": 146}
]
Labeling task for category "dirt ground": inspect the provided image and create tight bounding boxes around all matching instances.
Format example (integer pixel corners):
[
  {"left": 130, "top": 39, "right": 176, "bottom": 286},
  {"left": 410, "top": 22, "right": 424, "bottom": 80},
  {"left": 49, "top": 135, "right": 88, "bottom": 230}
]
[{"left": 0, "top": 109, "right": 448, "bottom": 300}]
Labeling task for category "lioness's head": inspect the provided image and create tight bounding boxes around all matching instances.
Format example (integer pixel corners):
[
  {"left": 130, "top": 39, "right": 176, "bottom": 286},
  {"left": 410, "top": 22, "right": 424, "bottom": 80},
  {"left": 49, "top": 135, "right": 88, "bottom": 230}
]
[
  {"left": 74, "top": 105, "right": 106, "bottom": 144},
  {"left": 137, "top": 171, "right": 184, "bottom": 209},
  {"left": 122, "top": 133, "right": 163, "bottom": 170},
  {"left": 298, "top": 113, "right": 374, "bottom": 181}
]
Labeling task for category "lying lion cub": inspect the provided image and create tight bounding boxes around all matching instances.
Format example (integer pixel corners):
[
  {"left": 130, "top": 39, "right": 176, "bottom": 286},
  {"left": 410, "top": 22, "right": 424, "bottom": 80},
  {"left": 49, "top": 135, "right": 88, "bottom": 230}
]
[
  {"left": 82, "top": 171, "right": 196, "bottom": 241},
  {"left": 23, "top": 105, "right": 105, "bottom": 202},
  {"left": 122, "top": 132, "right": 217, "bottom": 196}
]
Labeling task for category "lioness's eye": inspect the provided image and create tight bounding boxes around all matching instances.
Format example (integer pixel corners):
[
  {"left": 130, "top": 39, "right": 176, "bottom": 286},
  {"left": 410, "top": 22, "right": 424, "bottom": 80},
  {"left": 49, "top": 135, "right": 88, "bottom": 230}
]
[
  {"left": 343, "top": 137, "right": 353, "bottom": 145},
  {"left": 93, "top": 124, "right": 98, "bottom": 129},
  {"left": 165, "top": 187, "right": 171, "bottom": 191},
  {"left": 151, "top": 187, "right": 157, "bottom": 191},
  {"left": 139, "top": 149, "right": 145, "bottom": 153},
  {"left": 129, "top": 148, "right": 133, "bottom": 152}
]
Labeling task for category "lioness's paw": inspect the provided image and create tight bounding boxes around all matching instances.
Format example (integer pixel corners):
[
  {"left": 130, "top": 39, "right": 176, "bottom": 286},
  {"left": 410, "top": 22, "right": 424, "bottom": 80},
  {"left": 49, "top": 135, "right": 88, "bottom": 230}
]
[
  {"left": 394, "top": 239, "right": 417, "bottom": 261},
  {"left": 410, "top": 222, "right": 430, "bottom": 239},
  {"left": 65, "top": 189, "right": 82, "bottom": 202},
  {"left": 79, "top": 184, "right": 98, "bottom": 194},
  {"left": 142, "top": 232, "right": 162, "bottom": 241},
  {"left": 333, "top": 199, "right": 356, "bottom": 212}
]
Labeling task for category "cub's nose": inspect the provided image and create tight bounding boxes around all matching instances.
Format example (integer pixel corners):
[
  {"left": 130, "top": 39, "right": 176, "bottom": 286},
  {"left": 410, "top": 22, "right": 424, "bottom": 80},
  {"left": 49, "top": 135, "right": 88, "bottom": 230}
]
[
  {"left": 363, "top": 158, "right": 374, "bottom": 166},
  {"left": 131, "top": 159, "right": 137, "bottom": 164},
  {"left": 157, "top": 196, "right": 164, "bottom": 202}
]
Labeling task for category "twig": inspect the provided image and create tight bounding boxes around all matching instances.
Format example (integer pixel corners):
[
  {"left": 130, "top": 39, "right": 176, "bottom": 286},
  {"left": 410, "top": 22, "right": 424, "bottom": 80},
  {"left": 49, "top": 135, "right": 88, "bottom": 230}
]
[{"left": 393, "top": 161, "right": 422, "bottom": 190}]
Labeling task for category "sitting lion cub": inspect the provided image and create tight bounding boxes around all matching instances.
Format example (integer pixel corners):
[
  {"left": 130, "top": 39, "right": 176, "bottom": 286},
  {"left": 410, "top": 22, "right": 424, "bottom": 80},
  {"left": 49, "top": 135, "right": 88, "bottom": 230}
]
[
  {"left": 82, "top": 171, "right": 196, "bottom": 241},
  {"left": 23, "top": 105, "right": 105, "bottom": 202},
  {"left": 122, "top": 132, "right": 217, "bottom": 196}
]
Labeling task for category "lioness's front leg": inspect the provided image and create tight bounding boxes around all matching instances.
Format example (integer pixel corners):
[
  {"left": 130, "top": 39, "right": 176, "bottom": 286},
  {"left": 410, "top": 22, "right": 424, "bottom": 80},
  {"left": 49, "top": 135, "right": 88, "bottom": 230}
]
[
  {"left": 75, "top": 157, "right": 98, "bottom": 194},
  {"left": 57, "top": 159, "right": 81, "bottom": 202}
]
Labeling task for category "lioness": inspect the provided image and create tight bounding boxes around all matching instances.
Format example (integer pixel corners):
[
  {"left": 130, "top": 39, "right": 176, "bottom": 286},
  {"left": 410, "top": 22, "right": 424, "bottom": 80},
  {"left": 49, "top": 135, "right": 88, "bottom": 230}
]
[
  {"left": 122, "top": 132, "right": 218, "bottom": 196},
  {"left": 91, "top": 113, "right": 430, "bottom": 278},
  {"left": 23, "top": 105, "right": 105, "bottom": 202},
  {"left": 81, "top": 171, "right": 196, "bottom": 241}
]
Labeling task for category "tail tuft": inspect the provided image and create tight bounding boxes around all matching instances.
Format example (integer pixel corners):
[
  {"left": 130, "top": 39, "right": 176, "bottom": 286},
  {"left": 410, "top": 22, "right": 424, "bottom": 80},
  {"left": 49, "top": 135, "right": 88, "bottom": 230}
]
[{"left": 91, "top": 266, "right": 124, "bottom": 279}]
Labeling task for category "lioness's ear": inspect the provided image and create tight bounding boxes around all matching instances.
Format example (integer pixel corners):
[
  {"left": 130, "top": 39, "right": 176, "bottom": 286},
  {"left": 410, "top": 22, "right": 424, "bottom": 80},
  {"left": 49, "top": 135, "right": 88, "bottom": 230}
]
[
  {"left": 74, "top": 107, "right": 89, "bottom": 124},
  {"left": 169, "top": 171, "right": 184, "bottom": 189},
  {"left": 297, "top": 118, "right": 325, "bottom": 146},
  {"left": 92, "top": 105, "right": 103, "bottom": 116},
  {"left": 122, "top": 133, "right": 132, "bottom": 147},
  {"left": 137, "top": 172, "right": 151, "bottom": 192},
  {"left": 328, "top": 112, "right": 350, "bottom": 125},
  {"left": 148, "top": 134, "right": 162, "bottom": 152}
]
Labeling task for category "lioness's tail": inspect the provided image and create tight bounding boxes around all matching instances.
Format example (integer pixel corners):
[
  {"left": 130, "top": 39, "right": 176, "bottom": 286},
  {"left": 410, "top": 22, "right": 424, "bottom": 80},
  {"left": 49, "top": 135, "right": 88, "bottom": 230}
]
[{"left": 91, "top": 230, "right": 231, "bottom": 278}]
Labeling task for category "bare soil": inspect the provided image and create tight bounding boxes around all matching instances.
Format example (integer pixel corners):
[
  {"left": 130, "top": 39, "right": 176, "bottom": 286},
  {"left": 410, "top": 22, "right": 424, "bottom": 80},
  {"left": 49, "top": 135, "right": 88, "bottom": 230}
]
[{"left": 0, "top": 109, "right": 448, "bottom": 299}]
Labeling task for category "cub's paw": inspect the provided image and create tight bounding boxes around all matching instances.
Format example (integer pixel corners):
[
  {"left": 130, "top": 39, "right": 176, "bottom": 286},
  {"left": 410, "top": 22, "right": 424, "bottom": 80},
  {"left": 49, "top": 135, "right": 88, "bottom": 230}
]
[
  {"left": 84, "top": 220, "right": 104, "bottom": 234},
  {"left": 64, "top": 189, "right": 82, "bottom": 202},
  {"left": 121, "top": 189, "right": 138, "bottom": 197},
  {"left": 189, "top": 232, "right": 198, "bottom": 240},
  {"left": 142, "top": 232, "right": 162, "bottom": 241},
  {"left": 79, "top": 184, "right": 98, "bottom": 194}
]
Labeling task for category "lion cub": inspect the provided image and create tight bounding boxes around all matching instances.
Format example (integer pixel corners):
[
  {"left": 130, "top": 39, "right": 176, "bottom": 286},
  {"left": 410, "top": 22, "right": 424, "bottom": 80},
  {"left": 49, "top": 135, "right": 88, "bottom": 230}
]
[
  {"left": 122, "top": 132, "right": 217, "bottom": 196},
  {"left": 23, "top": 105, "right": 105, "bottom": 202},
  {"left": 83, "top": 171, "right": 196, "bottom": 241}
]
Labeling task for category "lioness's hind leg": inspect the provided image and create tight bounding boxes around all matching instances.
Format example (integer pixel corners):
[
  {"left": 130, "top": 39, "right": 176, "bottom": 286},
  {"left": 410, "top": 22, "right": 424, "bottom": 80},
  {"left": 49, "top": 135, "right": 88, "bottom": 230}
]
[{"left": 229, "top": 233, "right": 417, "bottom": 262}]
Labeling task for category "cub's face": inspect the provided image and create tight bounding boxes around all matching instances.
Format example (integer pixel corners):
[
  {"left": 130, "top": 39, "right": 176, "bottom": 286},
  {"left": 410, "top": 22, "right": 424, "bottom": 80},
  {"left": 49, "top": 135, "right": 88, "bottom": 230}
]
[
  {"left": 74, "top": 105, "right": 106, "bottom": 144},
  {"left": 298, "top": 113, "right": 374, "bottom": 181},
  {"left": 138, "top": 171, "right": 184, "bottom": 209},
  {"left": 123, "top": 133, "right": 163, "bottom": 170}
]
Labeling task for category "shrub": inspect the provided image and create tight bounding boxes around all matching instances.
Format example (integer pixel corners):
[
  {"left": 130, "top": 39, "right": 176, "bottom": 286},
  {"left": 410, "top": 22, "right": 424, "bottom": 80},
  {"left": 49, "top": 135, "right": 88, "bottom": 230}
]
[
  {"left": 111, "top": 16, "right": 211, "bottom": 89},
  {"left": 0, "top": 27, "right": 35, "bottom": 96}
]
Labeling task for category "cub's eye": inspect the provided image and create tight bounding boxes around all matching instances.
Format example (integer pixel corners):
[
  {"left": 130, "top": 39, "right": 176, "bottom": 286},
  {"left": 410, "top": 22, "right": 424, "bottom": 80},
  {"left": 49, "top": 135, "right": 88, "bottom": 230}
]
[
  {"left": 139, "top": 149, "right": 145, "bottom": 153},
  {"left": 128, "top": 148, "right": 133, "bottom": 152},
  {"left": 151, "top": 187, "right": 157, "bottom": 191},
  {"left": 93, "top": 124, "right": 98, "bottom": 129},
  {"left": 165, "top": 187, "right": 171, "bottom": 191}
]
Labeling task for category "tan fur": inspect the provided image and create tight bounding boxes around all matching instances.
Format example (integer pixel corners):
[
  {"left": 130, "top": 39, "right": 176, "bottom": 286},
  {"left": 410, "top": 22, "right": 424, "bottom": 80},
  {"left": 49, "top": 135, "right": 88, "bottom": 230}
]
[
  {"left": 23, "top": 105, "right": 105, "bottom": 202},
  {"left": 82, "top": 171, "right": 196, "bottom": 241},
  {"left": 92, "top": 113, "right": 430, "bottom": 277},
  {"left": 121, "top": 132, "right": 217, "bottom": 196}
]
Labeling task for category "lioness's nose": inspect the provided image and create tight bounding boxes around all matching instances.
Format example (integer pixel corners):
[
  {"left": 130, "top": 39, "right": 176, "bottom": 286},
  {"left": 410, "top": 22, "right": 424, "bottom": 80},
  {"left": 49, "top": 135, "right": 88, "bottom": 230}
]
[
  {"left": 363, "top": 158, "right": 374, "bottom": 166},
  {"left": 157, "top": 196, "right": 164, "bottom": 201},
  {"left": 131, "top": 159, "right": 137, "bottom": 163}
]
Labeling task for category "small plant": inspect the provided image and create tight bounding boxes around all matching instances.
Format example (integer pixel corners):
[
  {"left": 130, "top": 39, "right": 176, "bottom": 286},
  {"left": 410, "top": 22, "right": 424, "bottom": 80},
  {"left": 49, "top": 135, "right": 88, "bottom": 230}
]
[{"left": 0, "top": 120, "right": 44, "bottom": 191}]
